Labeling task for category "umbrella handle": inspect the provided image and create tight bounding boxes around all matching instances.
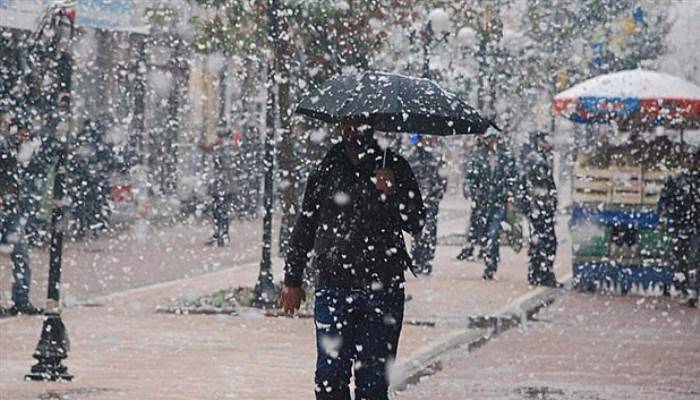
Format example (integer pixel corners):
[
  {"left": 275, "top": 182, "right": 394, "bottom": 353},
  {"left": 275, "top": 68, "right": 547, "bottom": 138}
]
[{"left": 383, "top": 147, "right": 387, "bottom": 168}]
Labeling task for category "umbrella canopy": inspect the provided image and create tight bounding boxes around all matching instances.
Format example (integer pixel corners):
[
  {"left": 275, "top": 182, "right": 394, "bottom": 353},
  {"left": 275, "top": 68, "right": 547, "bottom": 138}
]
[
  {"left": 296, "top": 71, "right": 493, "bottom": 135},
  {"left": 552, "top": 69, "right": 700, "bottom": 129}
]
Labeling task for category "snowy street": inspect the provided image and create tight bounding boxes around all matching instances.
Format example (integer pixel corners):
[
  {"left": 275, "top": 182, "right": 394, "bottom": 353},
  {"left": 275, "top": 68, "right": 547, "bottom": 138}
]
[
  {"left": 2, "top": 203, "right": 698, "bottom": 399},
  {"left": 2, "top": 1, "right": 699, "bottom": 398}
]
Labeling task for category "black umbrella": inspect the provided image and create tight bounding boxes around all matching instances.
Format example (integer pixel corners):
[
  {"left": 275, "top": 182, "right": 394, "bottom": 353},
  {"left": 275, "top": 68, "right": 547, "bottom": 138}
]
[{"left": 296, "top": 71, "right": 495, "bottom": 135}]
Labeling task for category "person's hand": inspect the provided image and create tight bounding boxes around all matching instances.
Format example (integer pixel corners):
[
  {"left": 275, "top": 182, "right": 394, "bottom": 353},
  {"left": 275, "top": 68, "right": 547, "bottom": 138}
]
[
  {"left": 374, "top": 168, "right": 395, "bottom": 195},
  {"left": 280, "top": 285, "right": 305, "bottom": 315}
]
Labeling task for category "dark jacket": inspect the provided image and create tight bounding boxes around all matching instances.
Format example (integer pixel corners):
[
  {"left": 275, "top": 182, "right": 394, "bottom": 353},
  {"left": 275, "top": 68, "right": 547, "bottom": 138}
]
[
  {"left": 284, "top": 141, "right": 425, "bottom": 289},
  {"left": 658, "top": 170, "right": 700, "bottom": 239},
  {"left": 522, "top": 148, "right": 557, "bottom": 214},
  {"left": 1, "top": 134, "right": 58, "bottom": 214},
  {"left": 409, "top": 145, "right": 447, "bottom": 205},
  {"left": 210, "top": 141, "right": 237, "bottom": 196},
  {"left": 464, "top": 143, "right": 520, "bottom": 208},
  {"left": 0, "top": 141, "right": 19, "bottom": 212}
]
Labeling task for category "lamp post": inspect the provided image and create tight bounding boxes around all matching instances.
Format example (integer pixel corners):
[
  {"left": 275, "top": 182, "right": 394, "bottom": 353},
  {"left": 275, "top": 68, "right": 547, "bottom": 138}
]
[
  {"left": 26, "top": 0, "right": 75, "bottom": 382},
  {"left": 410, "top": 8, "right": 451, "bottom": 79}
]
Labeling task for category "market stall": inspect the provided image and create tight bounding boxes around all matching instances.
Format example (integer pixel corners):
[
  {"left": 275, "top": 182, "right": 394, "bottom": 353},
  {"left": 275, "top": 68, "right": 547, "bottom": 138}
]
[{"left": 553, "top": 69, "right": 700, "bottom": 293}]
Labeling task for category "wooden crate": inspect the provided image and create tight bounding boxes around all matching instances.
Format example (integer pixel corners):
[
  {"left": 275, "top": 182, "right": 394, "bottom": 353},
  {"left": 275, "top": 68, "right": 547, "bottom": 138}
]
[
  {"left": 572, "top": 166, "right": 611, "bottom": 203},
  {"left": 642, "top": 170, "right": 674, "bottom": 205},
  {"left": 611, "top": 167, "right": 642, "bottom": 204}
]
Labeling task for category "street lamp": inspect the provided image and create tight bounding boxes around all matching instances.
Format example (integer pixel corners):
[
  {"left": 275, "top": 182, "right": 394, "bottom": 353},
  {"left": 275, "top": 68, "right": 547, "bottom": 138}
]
[
  {"left": 457, "top": 26, "right": 477, "bottom": 48},
  {"left": 410, "top": 8, "right": 451, "bottom": 79},
  {"left": 26, "top": 1, "right": 75, "bottom": 382}
]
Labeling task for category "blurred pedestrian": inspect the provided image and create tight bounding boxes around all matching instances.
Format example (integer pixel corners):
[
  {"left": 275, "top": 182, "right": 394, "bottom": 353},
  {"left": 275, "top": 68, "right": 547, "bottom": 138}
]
[
  {"left": 68, "top": 118, "right": 114, "bottom": 238},
  {"left": 658, "top": 149, "right": 700, "bottom": 306},
  {"left": 0, "top": 117, "right": 43, "bottom": 315},
  {"left": 457, "top": 137, "right": 488, "bottom": 261},
  {"left": 456, "top": 131, "right": 520, "bottom": 280},
  {"left": 199, "top": 126, "right": 236, "bottom": 247},
  {"left": 522, "top": 131, "right": 559, "bottom": 287},
  {"left": 280, "top": 121, "right": 425, "bottom": 400},
  {"left": 408, "top": 133, "right": 447, "bottom": 275}
]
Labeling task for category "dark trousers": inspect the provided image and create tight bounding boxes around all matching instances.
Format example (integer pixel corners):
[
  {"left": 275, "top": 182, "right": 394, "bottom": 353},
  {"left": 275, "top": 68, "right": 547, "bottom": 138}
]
[
  {"left": 413, "top": 201, "right": 439, "bottom": 272},
  {"left": 1, "top": 210, "right": 31, "bottom": 305},
  {"left": 212, "top": 193, "right": 232, "bottom": 243},
  {"left": 484, "top": 207, "right": 507, "bottom": 274},
  {"left": 671, "top": 236, "right": 691, "bottom": 293},
  {"left": 528, "top": 207, "right": 557, "bottom": 284},
  {"left": 314, "top": 284, "right": 404, "bottom": 400},
  {"left": 462, "top": 202, "right": 488, "bottom": 255}
]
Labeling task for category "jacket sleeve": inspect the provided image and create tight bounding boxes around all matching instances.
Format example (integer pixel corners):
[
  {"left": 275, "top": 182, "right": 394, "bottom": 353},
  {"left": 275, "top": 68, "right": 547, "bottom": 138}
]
[
  {"left": 390, "top": 158, "right": 425, "bottom": 238},
  {"left": 505, "top": 154, "right": 523, "bottom": 203},
  {"left": 657, "top": 176, "right": 676, "bottom": 223},
  {"left": 283, "top": 166, "right": 323, "bottom": 288}
]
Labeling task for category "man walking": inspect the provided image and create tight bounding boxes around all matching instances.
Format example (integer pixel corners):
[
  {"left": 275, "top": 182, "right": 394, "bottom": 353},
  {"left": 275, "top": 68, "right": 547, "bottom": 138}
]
[
  {"left": 456, "top": 131, "right": 520, "bottom": 280},
  {"left": 199, "top": 126, "right": 237, "bottom": 247},
  {"left": 522, "top": 131, "right": 559, "bottom": 287},
  {"left": 1, "top": 118, "right": 43, "bottom": 315},
  {"left": 457, "top": 138, "right": 488, "bottom": 261},
  {"left": 280, "top": 122, "right": 425, "bottom": 400},
  {"left": 658, "top": 149, "right": 700, "bottom": 306},
  {"left": 408, "top": 134, "right": 447, "bottom": 275}
]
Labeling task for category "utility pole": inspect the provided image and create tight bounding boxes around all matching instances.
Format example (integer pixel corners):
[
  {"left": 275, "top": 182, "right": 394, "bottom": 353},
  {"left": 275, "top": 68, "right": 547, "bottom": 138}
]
[
  {"left": 26, "top": 0, "right": 76, "bottom": 381},
  {"left": 253, "top": 0, "right": 279, "bottom": 306}
]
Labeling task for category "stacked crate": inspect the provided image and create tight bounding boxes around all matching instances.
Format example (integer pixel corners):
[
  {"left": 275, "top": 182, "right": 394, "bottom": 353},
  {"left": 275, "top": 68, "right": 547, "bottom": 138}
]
[{"left": 571, "top": 164, "right": 675, "bottom": 293}]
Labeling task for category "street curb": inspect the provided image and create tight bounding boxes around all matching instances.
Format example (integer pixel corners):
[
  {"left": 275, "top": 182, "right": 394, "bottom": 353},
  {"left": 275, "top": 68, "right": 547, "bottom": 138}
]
[{"left": 389, "top": 277, "right": 570, "bottom": 395}]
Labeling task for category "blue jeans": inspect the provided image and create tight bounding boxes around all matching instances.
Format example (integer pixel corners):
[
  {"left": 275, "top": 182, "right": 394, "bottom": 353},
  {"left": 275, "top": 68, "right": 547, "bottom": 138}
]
[
  {"left": 484, "top": 207, "right": 507, "bottom": 274},
  {"left": 0, "top": 211, "right": 31, "bottom": 305},
  {"left": 314, "top": 284, "right": 405, "bottom": 400}
]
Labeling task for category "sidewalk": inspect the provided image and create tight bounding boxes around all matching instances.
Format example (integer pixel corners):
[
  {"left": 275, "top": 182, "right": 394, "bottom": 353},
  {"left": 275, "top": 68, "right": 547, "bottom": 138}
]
[
  {"left": 0, "top": 216, "right": 269, "bottom": 306},
  {"left": 396, "top": 291, "right": 700, "bottom": 400},
  {"left": 0, "top": 207, "right": 569, "bottom": 399}
]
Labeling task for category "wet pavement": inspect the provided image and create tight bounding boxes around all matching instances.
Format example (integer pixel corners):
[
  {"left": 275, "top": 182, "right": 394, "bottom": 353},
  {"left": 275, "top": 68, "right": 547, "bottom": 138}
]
[
  {"left": 396, "top": 292, "right": 700, "bottom": 400},
  {"left": 2, "top": 196, "right": 695, "bottom": 399}
]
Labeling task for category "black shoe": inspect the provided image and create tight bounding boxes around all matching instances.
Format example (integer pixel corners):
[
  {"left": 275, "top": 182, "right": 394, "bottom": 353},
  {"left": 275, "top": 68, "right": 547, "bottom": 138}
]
[
  {"left": 9, "top": 303, "right": 44, "bottom": 316},
  {"left": 537, "top": 279, "right": 563, "bottom": 288},
  {"left": 482, "top": 270, "right": 494, "bottom": 280},
  {"left": 456, "top": 247, "right": 473, "bottom": 261},
  {"left": 530, "top": 274, "right": 562, "bottom": 288},
  {"left": 205, "top": 235, "right": 218, "bottom": 246},
  {"left": 217, "top": 235, "right": 230, "bottom": 247}
]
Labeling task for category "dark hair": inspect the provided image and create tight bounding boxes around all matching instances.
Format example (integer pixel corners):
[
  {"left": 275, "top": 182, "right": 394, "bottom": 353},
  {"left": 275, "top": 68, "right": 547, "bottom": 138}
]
[
  {"left": 10, "top": 118, "right": 31, "bottom": 131},
  {"left": 216, "top": 126, "right": 229, "bottom": 139}
]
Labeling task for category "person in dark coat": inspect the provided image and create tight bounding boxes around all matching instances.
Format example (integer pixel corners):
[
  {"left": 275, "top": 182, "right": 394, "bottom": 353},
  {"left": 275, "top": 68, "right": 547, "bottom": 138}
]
[
  {"left": 658, "top": 149, "right": 700, "bottom": 306},
  {"left": 0, "top": 118, "right": 44, "bottom": 315},
  {"left": 199, "top": 126, "right": 237, "bottom": 246},
  {"left": 457, "top": 137, "right": 489, "bottom": 261},
  {"left": 68, "top": 119, "right": 114, "bottom": 238},
  {"left": 522, "top": 131, "right": 559, "bottom": 287},
  {"left": 280, "top": 121, "right": 425, "bottom": 400},
  {"left": 408, "top": 133, "right": 447, "bottom": 275},
  {"left": 456, "top": 131, "right": 520, "bottom": 280}
]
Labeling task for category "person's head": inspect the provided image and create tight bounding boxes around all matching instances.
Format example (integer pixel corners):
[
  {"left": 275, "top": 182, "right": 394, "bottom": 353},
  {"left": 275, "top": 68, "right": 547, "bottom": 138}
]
[
  {"left": 57, "top": 93, "right": 70, "bottom": 117},
  {"left": 339, "top": 120, "right": 374, "bottom": 150},
  {"left": 529, "top": 130, "right": 552, "bottom": 152},
  {"left": 484, "top": 130, "right": 500, "bottom": 151},
  {"left": 216, "top": 126, "right": 230, "bottom": 139},
  {"left": 8, "top": 118, "right": 31, "bottom": 146}
]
